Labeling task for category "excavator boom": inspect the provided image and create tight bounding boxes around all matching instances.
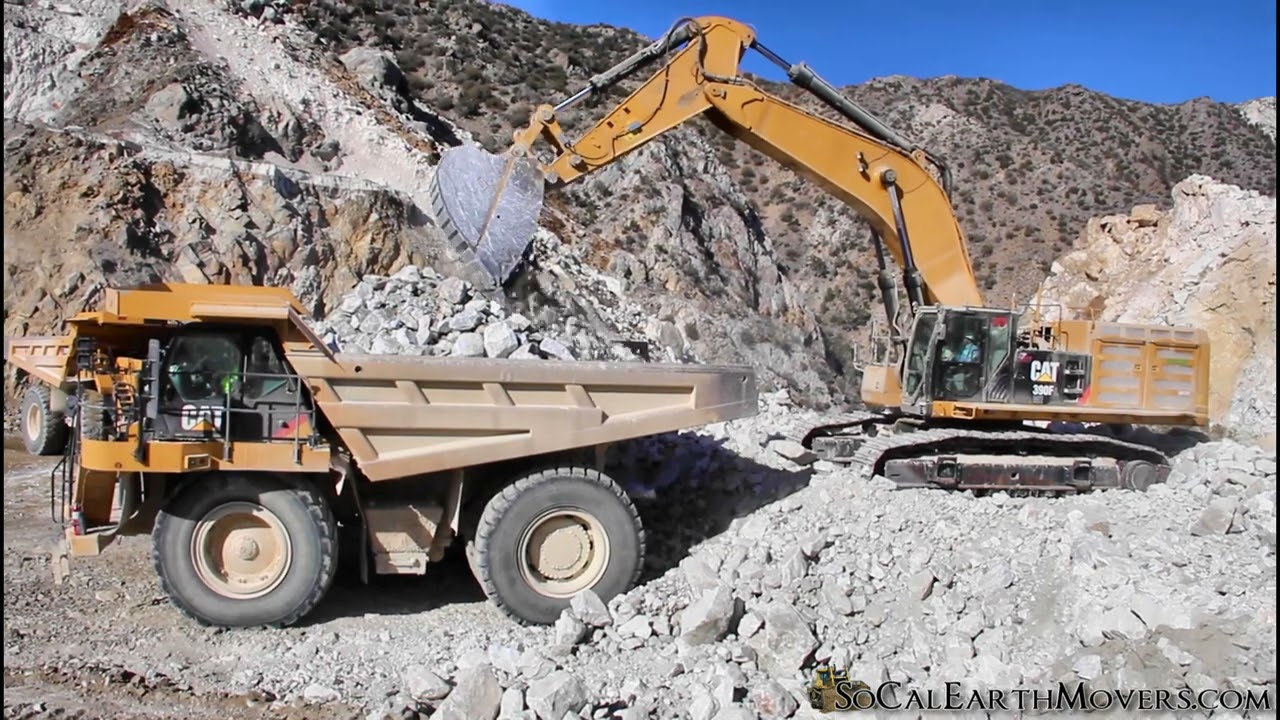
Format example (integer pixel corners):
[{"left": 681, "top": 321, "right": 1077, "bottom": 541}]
[{"left": 429, "top": 15, "right": 983, "bottom": 309}]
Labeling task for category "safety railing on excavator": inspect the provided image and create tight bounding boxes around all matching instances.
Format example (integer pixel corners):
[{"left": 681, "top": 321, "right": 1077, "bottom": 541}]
[
  {"left": 1012, "top": 297, "right": 1106, "bottom": 352},
  {"left": 1011, "top": 294, "right": 1106, "bottom": 322}
]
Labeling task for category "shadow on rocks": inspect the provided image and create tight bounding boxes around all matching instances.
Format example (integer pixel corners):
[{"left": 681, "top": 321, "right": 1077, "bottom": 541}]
[
  {"left": 295, "top": 431, "right": 810, "bottom": 623},
  {"left": 603, "top": 431, "right": 814, "bottom": 585},
  {"left": 297, "top": 536, "right": 487, "bottom": 626},
  {"left": 1088, "top": 423, "right": 1213, "bottom": 456}
]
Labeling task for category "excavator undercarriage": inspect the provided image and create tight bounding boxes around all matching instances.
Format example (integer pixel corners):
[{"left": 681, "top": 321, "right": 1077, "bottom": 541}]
[{"left": 802, "top": 417, "right": 1174, "bottom": 494}]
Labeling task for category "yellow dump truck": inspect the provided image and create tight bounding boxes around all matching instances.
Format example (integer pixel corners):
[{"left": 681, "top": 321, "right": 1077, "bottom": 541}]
[{"left": 4, "top": 282, "right": 758, "bottom": 628}]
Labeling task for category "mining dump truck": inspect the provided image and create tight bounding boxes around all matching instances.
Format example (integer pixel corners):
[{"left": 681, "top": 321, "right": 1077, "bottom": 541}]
[{"left": 4, "top": 282, "right": 758, "bottom": 628}]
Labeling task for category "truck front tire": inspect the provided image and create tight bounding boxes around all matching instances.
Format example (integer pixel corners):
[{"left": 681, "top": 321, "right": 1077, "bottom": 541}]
[
  {"left": 152, "top": 473, "right": 338, "bottom": 628},
  {"left": 20, "top": 384, "right": 68, "bottom": 456},
  {"left": 472, "top": 466, "right": 645, "bottom": 626}
]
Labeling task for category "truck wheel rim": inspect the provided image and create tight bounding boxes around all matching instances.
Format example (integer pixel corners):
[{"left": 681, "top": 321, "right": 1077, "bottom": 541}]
[
  {"left": 25, "top": 402, "right": 41, "bottom": 444},
  {"left": 191, "top": 502, "right": 293, "bottom": 599},
  {"left": 518, "top": 508, "right": 609, "bottom": 598}
]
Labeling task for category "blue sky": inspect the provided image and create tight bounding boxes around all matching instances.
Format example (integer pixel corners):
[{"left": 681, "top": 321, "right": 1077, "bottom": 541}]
[{"left": 498, "top": 0, "right": 1276, "bottom": 104}]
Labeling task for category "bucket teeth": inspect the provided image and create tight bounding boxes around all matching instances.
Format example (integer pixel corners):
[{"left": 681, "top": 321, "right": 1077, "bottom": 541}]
[{"left": 427, "top": 144, "right": 545, "bottom": 286}]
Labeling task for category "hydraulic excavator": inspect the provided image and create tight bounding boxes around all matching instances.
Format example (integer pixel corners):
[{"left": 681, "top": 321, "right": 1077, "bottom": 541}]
[{"left": 427, "top": 15, "right": 1212, "bottom": 494}]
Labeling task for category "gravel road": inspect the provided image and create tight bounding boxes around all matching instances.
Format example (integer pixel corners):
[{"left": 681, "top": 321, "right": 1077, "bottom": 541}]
[{"left": 4, "top": 400, "right": 1276, "bottom": 719}]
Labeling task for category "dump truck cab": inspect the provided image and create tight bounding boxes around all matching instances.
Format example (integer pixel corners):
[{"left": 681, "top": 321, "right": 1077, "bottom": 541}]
[
  {"left": 149, "top": 324, "right": 314, "bottom": 444},
  {"left": 5, "top": 282, "right": 759, "bottom": 629}
]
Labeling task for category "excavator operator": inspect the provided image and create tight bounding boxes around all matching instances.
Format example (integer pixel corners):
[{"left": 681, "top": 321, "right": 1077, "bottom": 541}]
[
  {"left": 943, "top": 330, "right": 982, "bottom": 364},
  {"left": 938, "top": 327, "right": 983, "bottom": 397}
]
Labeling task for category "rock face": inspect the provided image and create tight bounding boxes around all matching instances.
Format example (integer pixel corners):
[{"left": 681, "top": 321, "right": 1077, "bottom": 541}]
[
  {"left": 1036, "top": 175, "right": 1277, "bottom": 450},
  {"left": 553, "top": 131, "right": 838, "bottom": 406},
  {"left": 1239, "top": 96, "right": 1277, "bottom": 142},
  {"left": 2, "top": 0, "right": 125, "bottom": 122},
  {"left": 0, "top": 0, "right": 837, "bottom": 410},
  {"left": 2, "top": 124, "right": 451, "bottom": 335}
]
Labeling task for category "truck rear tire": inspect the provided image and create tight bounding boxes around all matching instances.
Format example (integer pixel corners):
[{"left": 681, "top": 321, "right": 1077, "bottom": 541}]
[
  {"left": 152, "top": 473, "right": 338, "bottom": 628},
  {"left": 20, "top": 384, "right": 68, "bottom": 456},
  {"left": 472, "top": 466, "right": 645, "bottom": 625}
]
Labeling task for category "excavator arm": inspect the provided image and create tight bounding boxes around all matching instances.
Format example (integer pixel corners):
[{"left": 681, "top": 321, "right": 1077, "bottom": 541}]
[{"left": 430, "top": 15, "right": 984, "bottom": 311}]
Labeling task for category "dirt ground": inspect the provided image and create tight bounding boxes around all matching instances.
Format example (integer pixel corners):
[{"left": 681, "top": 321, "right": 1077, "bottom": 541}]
[{"left": 0, "top": 435, "right": 523, "bottom": 720}]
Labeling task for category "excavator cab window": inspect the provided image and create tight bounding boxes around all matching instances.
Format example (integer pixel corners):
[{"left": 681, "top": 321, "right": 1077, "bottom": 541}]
[
  {"left": 982, "top": 314, "right": 1015, "bottom": 402},
  {"left": 933, "top": 314, "right": 988, "bottom": 401},
  {"left": 902, "top": 311, "right": 938, "bottom": 400}
]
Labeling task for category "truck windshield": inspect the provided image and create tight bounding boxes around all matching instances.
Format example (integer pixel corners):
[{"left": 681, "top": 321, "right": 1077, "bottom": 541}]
[
  {"left": 167, "top": 335, "right": 242, "bottom": 402},
  {"left": 244, "top": 336, "right": 288, "bottom": 398}
]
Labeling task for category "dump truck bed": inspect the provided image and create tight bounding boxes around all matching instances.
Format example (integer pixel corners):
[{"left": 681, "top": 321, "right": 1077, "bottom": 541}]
[
  {"left": 4, "top": 335, "right": 74, "bottom": 387},
  {"left": 285, "top": 348, "right": 758, "bottom": 481}
]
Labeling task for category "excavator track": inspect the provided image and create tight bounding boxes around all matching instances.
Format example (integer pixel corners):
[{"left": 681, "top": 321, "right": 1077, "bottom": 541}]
[
  {"left": 808, "top": 422, "right": 1171, "bottom": 495},
  {"left": 778, "top": 411, "right": 879, "bottom": 445}
]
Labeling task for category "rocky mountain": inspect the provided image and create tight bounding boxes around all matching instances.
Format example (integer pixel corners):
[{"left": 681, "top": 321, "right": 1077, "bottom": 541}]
[
  {"left": 3, "top": 0, "right": 1276, "bottom": 411},
  {"left": 1239, "top": 96, "right": 1277, "bottom": 141}
]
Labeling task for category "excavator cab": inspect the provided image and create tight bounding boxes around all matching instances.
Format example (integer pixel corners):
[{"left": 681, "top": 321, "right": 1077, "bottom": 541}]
[
  {"left": 899, "top": 305, "right": 1095, "bottom": 415},
  {"left": 900, "top": 306, "right": 1021, "bottom": 411}
]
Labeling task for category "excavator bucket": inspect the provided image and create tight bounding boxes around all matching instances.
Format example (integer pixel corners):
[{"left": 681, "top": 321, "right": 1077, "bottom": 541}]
[{"left": 428, "top": 144, "right": 546, "bottom": 287}]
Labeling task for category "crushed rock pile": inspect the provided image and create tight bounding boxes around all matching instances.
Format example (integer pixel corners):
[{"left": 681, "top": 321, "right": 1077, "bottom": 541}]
[
  {"left": 343, "top": 425, "right": 1277, "bottom": 720},
  {"left": 311, "top": 263, "right": 671, "bottom": 363},
  {"left": 1037, "top": 174, "right": 1278, "bottom": 451}
]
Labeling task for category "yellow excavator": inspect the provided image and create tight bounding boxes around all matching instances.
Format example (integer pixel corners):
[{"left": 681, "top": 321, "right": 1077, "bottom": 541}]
[{"left": 428, "top": 15, "right": 1212, "bottom": 493}]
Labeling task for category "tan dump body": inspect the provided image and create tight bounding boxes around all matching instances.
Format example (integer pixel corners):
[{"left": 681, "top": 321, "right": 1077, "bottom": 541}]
[
  {"left": 4, "top": 335, "right": 74, "bottom": 388},
  {"left": 288, "top": 349, "right": 757, "bottom": 481}
]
